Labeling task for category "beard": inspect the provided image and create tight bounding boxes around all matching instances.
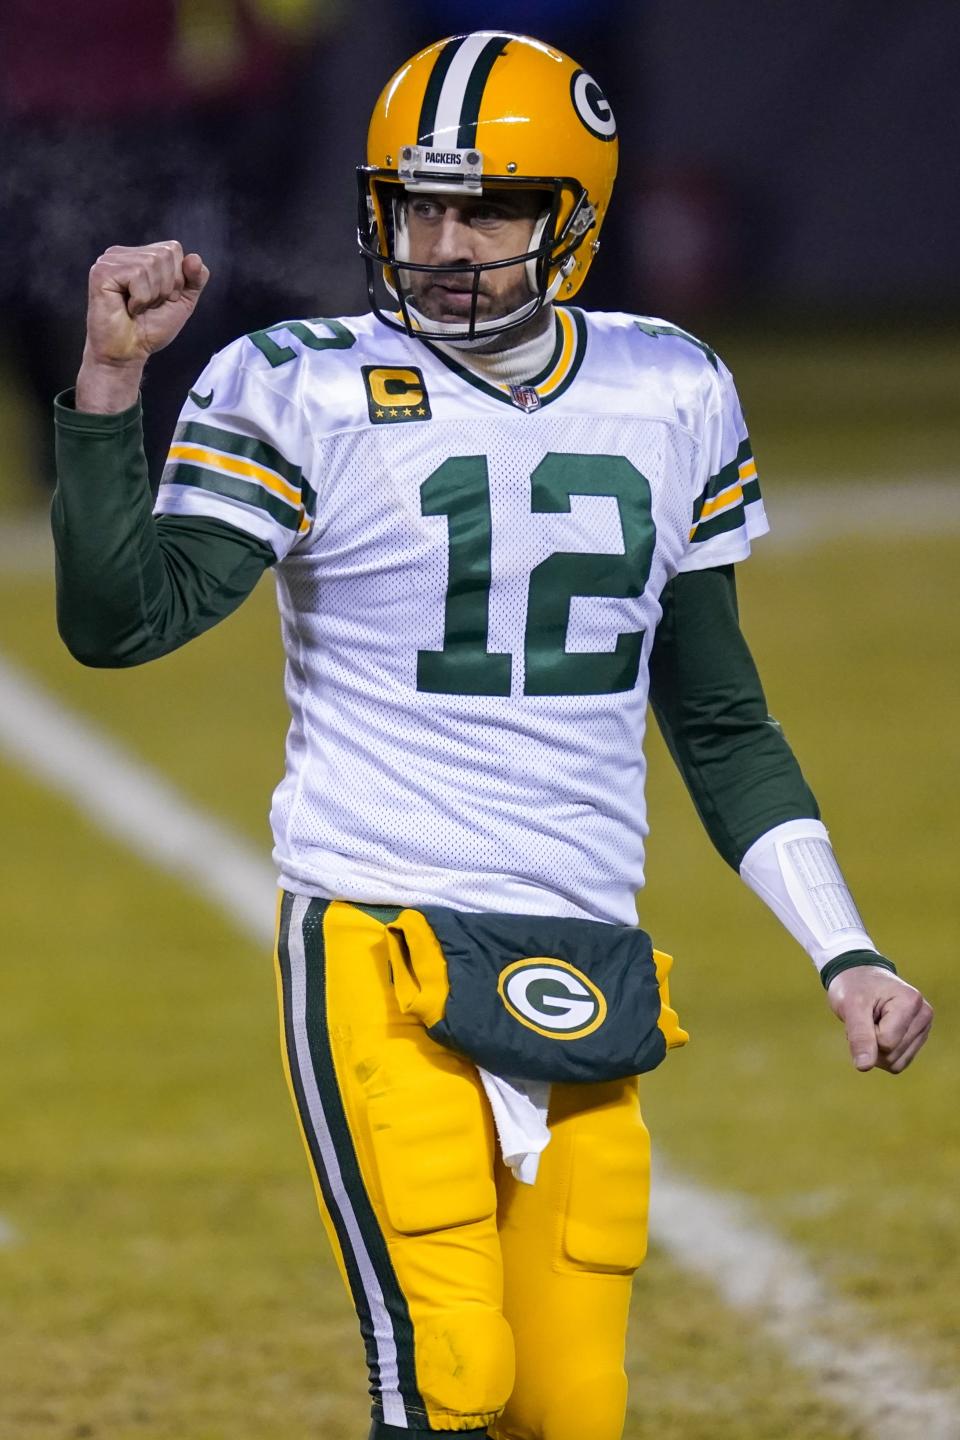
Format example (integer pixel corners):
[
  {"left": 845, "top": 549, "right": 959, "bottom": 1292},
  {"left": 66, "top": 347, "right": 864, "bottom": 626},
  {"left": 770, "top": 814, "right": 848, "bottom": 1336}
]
[{"left": 404, "top": 262, "right": 533, "bottom": 326}]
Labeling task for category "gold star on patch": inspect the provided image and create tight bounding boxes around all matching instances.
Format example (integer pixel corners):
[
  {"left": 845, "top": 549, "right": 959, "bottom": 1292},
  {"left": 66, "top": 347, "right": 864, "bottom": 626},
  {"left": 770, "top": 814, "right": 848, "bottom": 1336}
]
[
  {"left": 417, "top": 406, "right": 426, "bottom": 415},
  {"left": 375, "top": 409, "right": 385, "bottom": 418},
  {"left": 403, "top": 408, "right": 412, "bottom": 417}
]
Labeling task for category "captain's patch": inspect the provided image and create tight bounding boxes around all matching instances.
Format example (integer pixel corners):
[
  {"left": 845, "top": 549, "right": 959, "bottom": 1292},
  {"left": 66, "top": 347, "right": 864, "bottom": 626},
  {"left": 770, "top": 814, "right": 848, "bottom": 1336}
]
[{"left": 362, "top": 366, "right": 432, "bottom": 424}]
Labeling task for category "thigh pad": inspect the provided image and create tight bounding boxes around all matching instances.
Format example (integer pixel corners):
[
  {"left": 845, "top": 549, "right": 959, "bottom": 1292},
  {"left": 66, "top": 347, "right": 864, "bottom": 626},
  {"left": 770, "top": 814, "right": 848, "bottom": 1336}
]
[
  {"left": 364, "top": 1046, "right": 497, "bottom": 1235},
  {"left": 562, "top": 1119, "right": 651, "bottom": 1272}
]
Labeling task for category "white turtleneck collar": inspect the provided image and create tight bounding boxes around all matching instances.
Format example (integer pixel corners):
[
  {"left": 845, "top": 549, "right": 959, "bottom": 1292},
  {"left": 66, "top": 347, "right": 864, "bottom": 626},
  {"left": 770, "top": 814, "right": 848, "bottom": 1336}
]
[{"left": 427, "top": 307, "right": 558, "bottom": 387}]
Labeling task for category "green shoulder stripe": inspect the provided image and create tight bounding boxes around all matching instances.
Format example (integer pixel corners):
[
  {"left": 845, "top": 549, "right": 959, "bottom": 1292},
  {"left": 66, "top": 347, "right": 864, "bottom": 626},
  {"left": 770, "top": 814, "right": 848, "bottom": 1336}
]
[
  {"left": 691, "top": 437, "right": 758, "bottom": 527},
  {"left": 163, "top": 462, "right": 303, "bottom": 531},
  {"left": 690, "top": 502, "right": 746, "bottom": 545},
  {"left": 172, "top": 421, "right": 316, "bottom": 517}
]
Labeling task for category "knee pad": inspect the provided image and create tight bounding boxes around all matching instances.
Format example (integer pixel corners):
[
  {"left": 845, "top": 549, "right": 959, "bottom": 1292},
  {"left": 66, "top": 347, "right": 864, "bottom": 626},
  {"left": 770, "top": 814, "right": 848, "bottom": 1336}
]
[{"left": 417, "top": 1307, "right": 515, "bottom": 1425}]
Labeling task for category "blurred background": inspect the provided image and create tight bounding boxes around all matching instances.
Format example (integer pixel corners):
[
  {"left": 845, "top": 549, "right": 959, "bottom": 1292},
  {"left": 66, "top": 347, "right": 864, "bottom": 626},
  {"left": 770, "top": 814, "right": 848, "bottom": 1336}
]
[
  {"left": 1, "top": 4, "right": 958, "bottom": 1439},
  {"left": 1, "top": 0, "right": 958, "bottom": 489}
]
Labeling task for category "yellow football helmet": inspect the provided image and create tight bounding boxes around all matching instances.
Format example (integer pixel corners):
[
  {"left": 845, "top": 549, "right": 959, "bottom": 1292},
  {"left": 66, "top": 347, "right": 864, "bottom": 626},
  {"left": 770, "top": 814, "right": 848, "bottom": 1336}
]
[{"left": 357, "top": 31, "right": 619, "bottom": 341}]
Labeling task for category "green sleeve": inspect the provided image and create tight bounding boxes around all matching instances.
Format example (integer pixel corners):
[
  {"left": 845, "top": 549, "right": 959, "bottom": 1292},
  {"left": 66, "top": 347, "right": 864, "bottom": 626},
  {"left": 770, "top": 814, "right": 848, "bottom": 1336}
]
[
  {"left": 52, "top": 391, "right": 274, "bottom": 667},
  {"left": 648, "top": 565, "right": 820, "bottom": 869}
]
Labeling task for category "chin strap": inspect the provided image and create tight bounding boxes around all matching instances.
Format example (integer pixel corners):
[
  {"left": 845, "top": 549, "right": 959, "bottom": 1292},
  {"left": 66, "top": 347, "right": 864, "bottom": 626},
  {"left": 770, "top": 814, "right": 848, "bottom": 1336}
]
[{"left": 524, "top": 210, "right": 577, "bottom": 299}]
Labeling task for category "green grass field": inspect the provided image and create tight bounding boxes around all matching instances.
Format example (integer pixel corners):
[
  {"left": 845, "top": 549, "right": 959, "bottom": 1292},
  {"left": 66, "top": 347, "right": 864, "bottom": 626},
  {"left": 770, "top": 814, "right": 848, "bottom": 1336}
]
[{"left": 1, "top": 330, "right": 958, "bottom": 1438}]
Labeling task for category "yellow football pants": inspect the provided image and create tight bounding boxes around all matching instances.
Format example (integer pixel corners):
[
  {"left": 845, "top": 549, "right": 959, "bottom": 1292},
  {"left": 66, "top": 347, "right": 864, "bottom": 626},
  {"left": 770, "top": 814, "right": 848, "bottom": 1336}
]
[{"left": 274, "top": 894, "right": 652, "bottom": 1440}]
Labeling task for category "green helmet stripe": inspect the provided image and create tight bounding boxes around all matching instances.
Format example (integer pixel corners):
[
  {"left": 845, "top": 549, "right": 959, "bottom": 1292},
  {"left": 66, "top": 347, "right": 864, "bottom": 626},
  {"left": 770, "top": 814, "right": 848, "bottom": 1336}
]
[
  {"left": 456, "top": 34, "right": 511, "bottom": 149},
  {"left": 416, "top": 35, "right": 467, "bottom": 146}
]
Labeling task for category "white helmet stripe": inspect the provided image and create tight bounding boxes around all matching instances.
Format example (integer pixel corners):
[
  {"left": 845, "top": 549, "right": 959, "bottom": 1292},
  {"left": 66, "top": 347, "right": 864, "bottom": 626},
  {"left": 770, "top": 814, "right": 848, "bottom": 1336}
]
[{"left": 432, "top": 32, "right": 509, "bottom": 149}]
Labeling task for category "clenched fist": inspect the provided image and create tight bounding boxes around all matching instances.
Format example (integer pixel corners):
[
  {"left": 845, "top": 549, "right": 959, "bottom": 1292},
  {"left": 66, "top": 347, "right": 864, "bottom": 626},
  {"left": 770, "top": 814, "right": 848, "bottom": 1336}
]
[{"left": 76, "top": 241, "right": 209, "bottom": 414}]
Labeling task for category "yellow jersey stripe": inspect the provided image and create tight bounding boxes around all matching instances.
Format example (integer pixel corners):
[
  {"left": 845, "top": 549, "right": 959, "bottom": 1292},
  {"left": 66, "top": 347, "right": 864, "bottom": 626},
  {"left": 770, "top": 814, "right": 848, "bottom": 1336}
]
[
  {"left": 167, "top": 444, "right": 302, "bottom": 509},
  {"left": 699, "top": 481, "right": 743, "bottom": 522},
  {"left": 490, "top": 309, "right": 578, "bottom": 398},
  {"left": 738, "top": 458, "right": 758, "bottom": 481},
  {"left": 689, "top": 482, "right": 744, "bottom": 540},
  {"left": 536, "top": 309, "right": 577, "bottom": 397}
]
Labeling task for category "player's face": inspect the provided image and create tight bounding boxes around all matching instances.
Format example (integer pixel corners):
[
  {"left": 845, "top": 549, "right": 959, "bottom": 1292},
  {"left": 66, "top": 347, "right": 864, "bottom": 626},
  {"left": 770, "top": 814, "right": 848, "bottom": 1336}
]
[{"left": 402, "top": 190, "right": 545, "bottom": 326}]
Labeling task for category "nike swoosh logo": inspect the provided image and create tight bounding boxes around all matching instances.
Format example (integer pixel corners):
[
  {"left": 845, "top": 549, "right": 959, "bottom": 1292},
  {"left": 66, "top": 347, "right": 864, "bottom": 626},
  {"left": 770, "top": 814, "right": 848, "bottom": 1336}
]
[{"left": 188, "top": 389, "right": 214, "bottom": 409}]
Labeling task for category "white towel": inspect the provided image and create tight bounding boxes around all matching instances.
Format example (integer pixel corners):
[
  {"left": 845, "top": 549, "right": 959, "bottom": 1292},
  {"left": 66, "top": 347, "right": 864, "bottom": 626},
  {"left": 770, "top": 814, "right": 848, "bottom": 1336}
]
[{"left": 478, "top": 1068, "right": 552, "bottom": 1184}]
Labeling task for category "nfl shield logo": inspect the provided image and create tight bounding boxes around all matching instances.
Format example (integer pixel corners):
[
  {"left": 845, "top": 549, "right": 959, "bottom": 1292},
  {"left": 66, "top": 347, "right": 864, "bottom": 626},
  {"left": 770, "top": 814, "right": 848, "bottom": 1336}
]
[{"left": 509, "top": 384, "right": 541, "bottom": 413}]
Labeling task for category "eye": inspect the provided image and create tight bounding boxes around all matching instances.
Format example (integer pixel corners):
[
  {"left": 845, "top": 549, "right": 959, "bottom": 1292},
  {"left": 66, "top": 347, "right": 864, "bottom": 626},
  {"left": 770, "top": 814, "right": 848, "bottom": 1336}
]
[
  {"left": 411, "top": 198, "right": 443, "bottom": 220},
  {"left": 472, "top": 204, "right": 510, "bottom": 225}
]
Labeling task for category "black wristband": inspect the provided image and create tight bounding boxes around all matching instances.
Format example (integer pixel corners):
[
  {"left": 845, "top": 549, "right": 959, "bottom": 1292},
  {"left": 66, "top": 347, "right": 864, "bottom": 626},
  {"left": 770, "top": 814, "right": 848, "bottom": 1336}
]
[{"left": 819, "top": 951, "right": 897, "bottom": 990}]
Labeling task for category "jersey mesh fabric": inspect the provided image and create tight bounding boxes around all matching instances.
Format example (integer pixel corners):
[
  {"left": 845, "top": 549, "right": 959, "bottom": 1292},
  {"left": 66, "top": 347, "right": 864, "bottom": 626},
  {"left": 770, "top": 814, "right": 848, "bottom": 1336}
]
[{"left": 156, "top": 310, "right": 767, "bottom": 923}]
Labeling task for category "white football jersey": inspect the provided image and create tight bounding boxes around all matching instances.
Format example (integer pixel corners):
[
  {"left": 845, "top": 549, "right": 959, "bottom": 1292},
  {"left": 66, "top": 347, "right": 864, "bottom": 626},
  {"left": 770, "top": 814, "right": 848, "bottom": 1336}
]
[{"left": 155, "top": 308, "right": 767, "bottom": 923}]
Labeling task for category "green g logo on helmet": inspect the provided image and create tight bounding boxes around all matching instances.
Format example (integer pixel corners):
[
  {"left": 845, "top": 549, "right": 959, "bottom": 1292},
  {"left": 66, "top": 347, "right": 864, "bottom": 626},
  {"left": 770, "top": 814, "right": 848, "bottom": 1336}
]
[
  {"left": 570, "top": 69, "right": 617, "bottom": 142},
  {"left": 497, "top": 957, "right": 608, "bottom": 1040}
]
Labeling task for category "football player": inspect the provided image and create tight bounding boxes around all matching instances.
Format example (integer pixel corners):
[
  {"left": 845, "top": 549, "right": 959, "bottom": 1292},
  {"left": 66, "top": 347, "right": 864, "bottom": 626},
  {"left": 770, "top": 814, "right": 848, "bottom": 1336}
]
[{"left": 53, "top": 31, "right": 932, "bottom": 1440}]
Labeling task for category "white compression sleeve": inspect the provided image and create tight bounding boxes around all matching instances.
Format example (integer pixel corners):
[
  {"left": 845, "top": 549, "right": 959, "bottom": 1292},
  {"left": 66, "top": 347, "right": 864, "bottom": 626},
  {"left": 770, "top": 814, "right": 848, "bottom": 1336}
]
[{"left": 739, "top": 818, "right": 880, "bottom": 975}]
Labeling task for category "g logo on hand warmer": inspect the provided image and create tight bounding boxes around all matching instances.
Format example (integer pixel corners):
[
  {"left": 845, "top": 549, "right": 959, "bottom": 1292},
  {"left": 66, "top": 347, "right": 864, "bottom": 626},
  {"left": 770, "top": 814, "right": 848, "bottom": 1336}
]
[{"left": 497, "top": 958, "right": 607, "bottom": 1040}]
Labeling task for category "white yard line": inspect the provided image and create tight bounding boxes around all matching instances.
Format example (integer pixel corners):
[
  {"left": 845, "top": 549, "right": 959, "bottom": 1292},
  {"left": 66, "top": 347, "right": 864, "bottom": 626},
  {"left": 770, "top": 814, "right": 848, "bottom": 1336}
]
[
  {"left": 0, "top": 656, "right": 275, "bottom": 947},
  {"left": 1, "top": 475, "right": 958, "bottom": 578},
  {"left": 762, "top": 476, "right": 960, "bottom": 550},
  {"left": 2, "top": 654, "right": 959, "bottom": 1438},
  {"left": 649, "top": 1164, "right": 958, "bottom": 1439}
]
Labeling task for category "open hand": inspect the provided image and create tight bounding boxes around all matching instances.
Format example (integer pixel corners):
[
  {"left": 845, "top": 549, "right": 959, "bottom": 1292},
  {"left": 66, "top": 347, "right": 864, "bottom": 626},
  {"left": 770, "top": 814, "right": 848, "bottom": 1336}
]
[{"left": 827, "top": 966, "right": 933, "bottom": 1074}]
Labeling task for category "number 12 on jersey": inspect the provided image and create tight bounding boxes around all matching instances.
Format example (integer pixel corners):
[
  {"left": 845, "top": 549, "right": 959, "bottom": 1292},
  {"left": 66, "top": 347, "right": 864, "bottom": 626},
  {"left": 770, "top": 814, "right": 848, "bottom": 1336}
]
[{"left": 417, "top": 452, "right": 655, "bottom": 698}]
